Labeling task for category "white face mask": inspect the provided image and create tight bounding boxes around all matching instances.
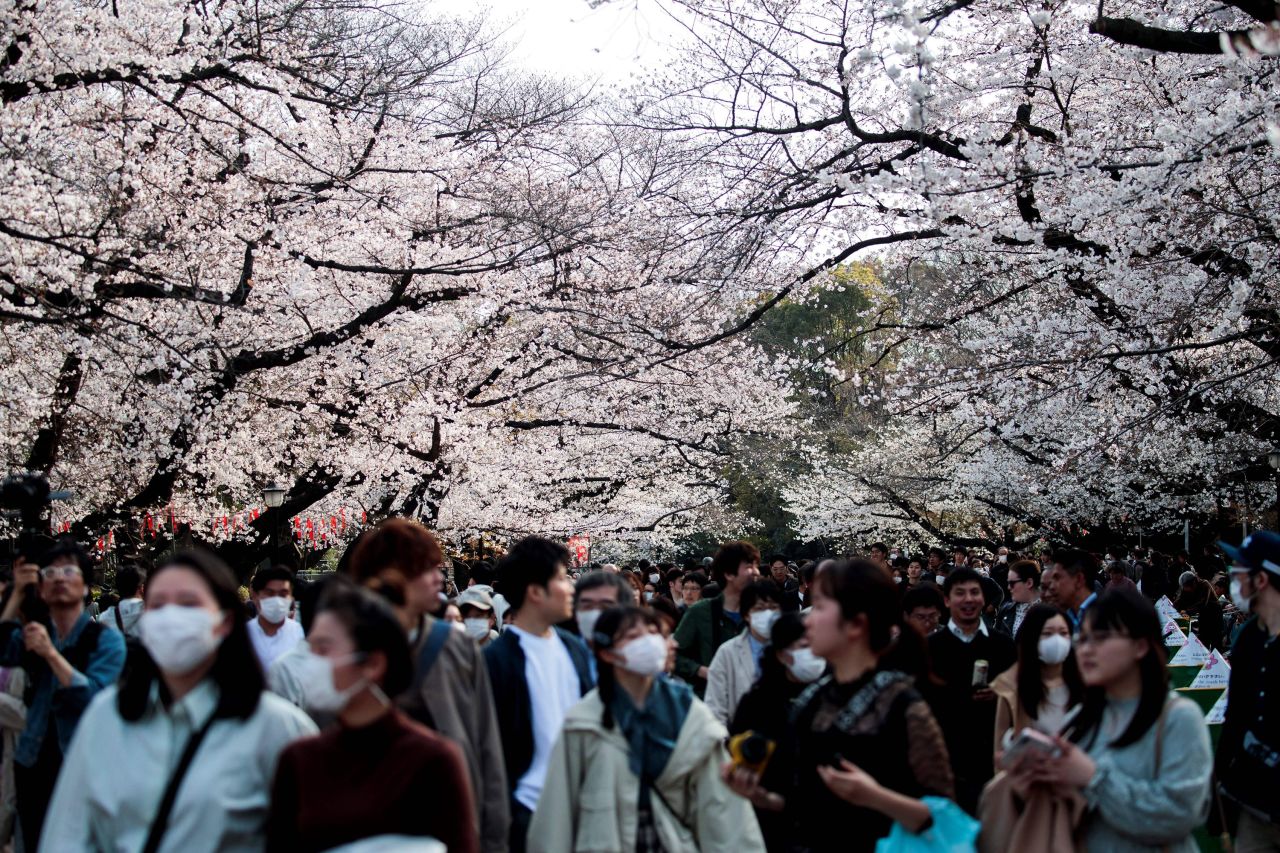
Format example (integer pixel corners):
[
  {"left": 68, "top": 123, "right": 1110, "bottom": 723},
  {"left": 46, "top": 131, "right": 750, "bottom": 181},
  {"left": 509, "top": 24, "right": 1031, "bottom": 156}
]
[
  {"left": 1038, "top": 634, "right": 1072, "bottom": 665},
  {"left": 577, "top": 609, "right": 602, "bottom": 643},
  {"left": 935, "top": 574, "right": 948, "bottom": 585},
  {"left": 617, "top": 633, "right": 668, "bottom": 676},
  {"left": 463, "top": 618, "right": 491, "bottom": 640},
  {"left": 139, "top": 606, "right": 223, "bottom": 675},
  {"left": 997, "top": 555, "right": 1008, "bottom": 563},
  {"left": 786, "top": 647, "right": 826, "bottom": 682},
  {"left": 297, "top": 649, "right": 366, "bottom": 713},
  {"left": 1230, "top": 577, "right": 1253, "bottom": 613},
  {"left": 749, "top": 609, "right": 779, "bottom": 638},
  {"left": 643, "top": 591, "right": 654, "bottom": 602},
  {"left": 649, "top": 573, "right": 661, "bottom": 584},
  {"left": 257, "top": 596, "right": 291, "bottom": 625}
]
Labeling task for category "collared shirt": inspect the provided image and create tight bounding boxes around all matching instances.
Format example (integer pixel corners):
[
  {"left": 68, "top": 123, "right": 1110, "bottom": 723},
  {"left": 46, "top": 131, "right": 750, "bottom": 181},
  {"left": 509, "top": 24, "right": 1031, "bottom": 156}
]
[
  {"left": 1012, "top": 601, "right": 1036, "bottom": 635},
  {"left": 747, "top": 632, "right": 766, "bottom": 677},
  {"left": 1067, "top": 592, "right": 1099, "bottom": 633},
  {"left": 0, "top": 611, "right": 125, "bottom": 766},
  {"left": 41, "top": 678, "right": 316, "bottom": 852},
  {"left": 947, "top": 617, "right": 989, "bottom": 644}
]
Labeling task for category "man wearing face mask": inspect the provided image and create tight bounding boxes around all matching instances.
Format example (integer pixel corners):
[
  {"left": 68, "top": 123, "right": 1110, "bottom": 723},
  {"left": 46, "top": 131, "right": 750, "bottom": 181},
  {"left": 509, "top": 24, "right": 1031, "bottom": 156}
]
[
  {"left": 247, "top": 567, "right": 304, "bottom": 674},
  {"left": 0, "top": 539, "right": 126, "bottom": 851},
  {"left": 1217, "top": 531, "right": 1280, "bottom": 848},
  {"left": 704, "top": 582, "right": 783, "bottom": 726},
  {"left": 457, "top": 587, "right": 500, "bottom": 648},
  {"left": 571, "top": 571, "right": 635, "bottom": 666}
]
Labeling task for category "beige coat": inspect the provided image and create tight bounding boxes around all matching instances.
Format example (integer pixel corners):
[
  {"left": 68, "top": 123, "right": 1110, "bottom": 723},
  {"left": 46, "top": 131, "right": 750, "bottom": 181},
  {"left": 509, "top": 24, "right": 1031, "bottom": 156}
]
[
  {"left": 704, "top": 633, "right": 758, "bottom": 726},
  {"left": 527, "top": 689, "right": 766, "bottom": 853}
]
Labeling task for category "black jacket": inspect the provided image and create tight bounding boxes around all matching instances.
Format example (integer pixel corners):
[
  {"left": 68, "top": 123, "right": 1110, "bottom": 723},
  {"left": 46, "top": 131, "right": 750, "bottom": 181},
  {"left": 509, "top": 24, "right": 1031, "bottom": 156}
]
[
  {"left": 1218, "top": 615, "right": 1280, "bottom": 822},
  {"left": 483, "top": 627, "right": 594, "bottom": 795}
]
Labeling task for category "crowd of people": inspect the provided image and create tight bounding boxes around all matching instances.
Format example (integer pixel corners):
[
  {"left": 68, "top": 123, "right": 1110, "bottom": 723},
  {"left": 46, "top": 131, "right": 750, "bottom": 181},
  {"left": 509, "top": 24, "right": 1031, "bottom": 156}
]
[{"left": 0, "top": 522, "right": 1276, "bottom": 852}]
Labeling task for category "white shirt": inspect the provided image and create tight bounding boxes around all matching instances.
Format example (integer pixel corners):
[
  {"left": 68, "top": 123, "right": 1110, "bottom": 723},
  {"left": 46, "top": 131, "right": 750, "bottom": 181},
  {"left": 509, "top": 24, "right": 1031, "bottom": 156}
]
[
  {"left": 98, "top": 598, "right": 145, "bottom": 638},
  {"left": 948, "top": 617, "right": 990, "bottom": 644},
  {"left": 40, "top": 679, "right": 316, "bottom": 852},
  {"left": 247, "top": 616, "right": 304, "bottom": 674},
  {"left": 507, "top": 625, "right": 580, "bottom": 812}
]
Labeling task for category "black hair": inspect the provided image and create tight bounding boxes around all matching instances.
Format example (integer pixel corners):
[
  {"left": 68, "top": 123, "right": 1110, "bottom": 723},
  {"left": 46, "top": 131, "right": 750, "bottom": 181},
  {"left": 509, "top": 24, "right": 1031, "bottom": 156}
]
[
  {"left": 709, "top": 541, "right": 761, "bottom": 586},
  {"left": 682, "top": 571, "right": 707, "bottom": 588},
  {"left": 1015, "top": 604, "right": 1085, "bottom": 720},
  {"left": 1053, "top": 549, "right": 1097, "bottom": 579},
  {"left": 250, "top": 565, "right": 294, "bottom": 594},
  {"left": 902, "top": 584, "right": 946, "bottom": 616},
  {"left": 664, "top": 568, "right": 685, "bottom": 585},
  {"left": 755, "top": 611, "right": 807, "bottom": 686},
  {"left": 927, "top": 546, "right": 948, "bottom": 561},
  {"left": 591, "top": 606, "right": 660, "bottom": 730},
  {"left": 43, "top": 537, "right": 95, "bottom": 581},
  {"left": 497, "top": 536, "right": 571, "bottom": 612},
  {"left": 115, "top": 563, "right": 147, "bottom": 598},
  {"left": 648, "top": 597, "right": 682, "bottom": 631},
  {"left": 870, "top": 542, "right": 889, "bottom": 554},
  {"left": 296, "top": 573, "right": 343, "bottom": 635},
  {"left": 1067, "top": 588, "right": 1168, "bottom": 749},
  {"left": 120, "top": 550, "right": 263, "bottom": 722},
  {"left": 943, "top": 566, "right": 984, "bottom": 596},
  {"left": 314, "top": 578, "right": 413, "bottom": 696},
  {"left": 573, "top": 570, "right": 635, "bottom": 608},
  {"left": 768, "top": 554, "right": 788, "bottom": 565},
  {"left": 812, "top": 559, "right": 926, "bottom": 676},
  {"left": 800, "top": 562, "right": 819, "bottom": 585},
  {"left": 1007, "top": 559, "right": 1041, "bottom": 587},
  {"left": 953, "top": 546, "right": 969, "bottom": 557},
  {"left": 740, "top": 580, "right": 782, "bottom": 614}
]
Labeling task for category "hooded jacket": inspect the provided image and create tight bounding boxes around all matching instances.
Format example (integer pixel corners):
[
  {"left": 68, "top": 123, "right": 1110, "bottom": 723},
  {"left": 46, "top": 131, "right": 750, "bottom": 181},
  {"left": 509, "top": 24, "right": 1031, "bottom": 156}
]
[{"left": 527, "top": 688, "right": 765, "bottom": 853}]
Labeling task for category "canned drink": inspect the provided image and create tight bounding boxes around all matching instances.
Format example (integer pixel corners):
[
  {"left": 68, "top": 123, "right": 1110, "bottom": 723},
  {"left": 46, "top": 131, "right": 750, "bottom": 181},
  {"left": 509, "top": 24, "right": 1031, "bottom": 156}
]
[{"left": 972, "top": 659, "right": 989, "bottom": 688}]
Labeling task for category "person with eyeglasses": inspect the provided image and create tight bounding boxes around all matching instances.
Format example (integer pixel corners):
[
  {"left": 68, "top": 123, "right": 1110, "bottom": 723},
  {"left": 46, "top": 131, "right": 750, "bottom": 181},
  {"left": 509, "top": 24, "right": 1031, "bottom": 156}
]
[
  {"left": 0, "top": 538, "right": 125, "bottom": 851},
  {"left": 1217, "top": 531, "right": 1280, "bottom": 848},
  {"left": 1006, "top": 587, "right": 1211, "bottom": 852},
  {"left": 996, "top": 560, "right": 1041, "bottom": 638}
]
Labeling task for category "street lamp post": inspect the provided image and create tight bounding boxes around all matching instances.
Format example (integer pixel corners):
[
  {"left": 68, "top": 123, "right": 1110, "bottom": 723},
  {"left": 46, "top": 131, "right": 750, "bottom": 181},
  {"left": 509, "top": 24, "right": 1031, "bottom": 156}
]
[
  {"left": 1269, "top": 449, "right": 1280, "bottom": 528},
  {"left": 262, "top": 484, "right": 286, "bottom": 564}
]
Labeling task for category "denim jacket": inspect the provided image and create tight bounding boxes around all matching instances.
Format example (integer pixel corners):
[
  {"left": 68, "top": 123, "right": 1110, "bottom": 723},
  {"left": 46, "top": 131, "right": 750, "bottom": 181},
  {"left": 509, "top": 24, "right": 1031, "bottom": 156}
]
[{"left": 0, "top": 611, "right": 126, "bottom": 766}]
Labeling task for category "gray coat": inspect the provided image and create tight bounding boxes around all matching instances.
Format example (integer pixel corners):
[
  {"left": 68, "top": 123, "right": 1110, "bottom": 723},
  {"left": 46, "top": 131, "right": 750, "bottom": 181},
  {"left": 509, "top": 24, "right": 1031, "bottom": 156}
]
[{"left": 1078, "top": 693, "right": 1211, "bottom": 852}]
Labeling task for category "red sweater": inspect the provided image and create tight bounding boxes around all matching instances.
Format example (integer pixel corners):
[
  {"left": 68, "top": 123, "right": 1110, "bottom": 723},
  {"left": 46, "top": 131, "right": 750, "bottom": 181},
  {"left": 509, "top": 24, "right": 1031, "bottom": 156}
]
[{"left": 267, "top": 708, "right": 478, "bottom": 853}]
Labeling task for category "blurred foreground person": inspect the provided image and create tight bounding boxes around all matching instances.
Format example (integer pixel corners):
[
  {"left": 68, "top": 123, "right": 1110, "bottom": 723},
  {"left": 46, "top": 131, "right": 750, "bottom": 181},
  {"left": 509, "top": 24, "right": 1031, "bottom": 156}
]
[
  {"left": 41, "top": 550, "right": 315, "bottom": 852},
  {"left": 267, "top": 581, "right": 477, "bottom": 852}
]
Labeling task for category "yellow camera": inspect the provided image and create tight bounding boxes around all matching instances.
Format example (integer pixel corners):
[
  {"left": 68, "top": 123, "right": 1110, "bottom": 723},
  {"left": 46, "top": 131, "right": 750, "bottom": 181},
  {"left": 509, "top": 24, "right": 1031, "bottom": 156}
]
[{"left": 728, "top": 731, "right": 776, "bottom": 776}]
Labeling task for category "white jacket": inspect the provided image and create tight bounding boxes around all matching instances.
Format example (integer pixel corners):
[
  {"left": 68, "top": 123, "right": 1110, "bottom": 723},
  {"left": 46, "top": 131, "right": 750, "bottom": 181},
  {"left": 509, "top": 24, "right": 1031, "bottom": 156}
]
[
  {"left": 527, "top": 688, "right": 765, "bottom": 853},
  {"left": 704, "top": 632, "right": 758, "bottom": 725}
]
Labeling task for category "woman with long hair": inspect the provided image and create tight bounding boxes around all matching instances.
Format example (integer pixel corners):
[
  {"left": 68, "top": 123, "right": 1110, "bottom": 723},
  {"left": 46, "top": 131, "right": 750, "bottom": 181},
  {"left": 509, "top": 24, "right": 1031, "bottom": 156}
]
[
  {"left": 267, "top": 581, "right": 477, "bottom": 852},
  {"left": 729, "top": 612, "right": 825, "bottom": 852},
  {"left": 41, "top": 550, "right": 316, "bottom": 851},
  {"left": 724, "top": 559, "right": 955, "bottom": 852},
  {"left": 1011, "top": 587, "right": 1212, "bottom": 851},
  {"left": 992, "top": 604, "right": 1084, "bottom": 762},
  {"left": 527, "top": 606, "right": 764, "bottom": 852}
]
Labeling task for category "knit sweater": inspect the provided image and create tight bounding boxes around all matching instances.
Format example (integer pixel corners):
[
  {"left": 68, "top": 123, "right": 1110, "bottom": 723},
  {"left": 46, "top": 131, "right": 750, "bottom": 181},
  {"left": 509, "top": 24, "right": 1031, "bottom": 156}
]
[{"left": 267, "top": 709, "right": 478, "bottom": 853}]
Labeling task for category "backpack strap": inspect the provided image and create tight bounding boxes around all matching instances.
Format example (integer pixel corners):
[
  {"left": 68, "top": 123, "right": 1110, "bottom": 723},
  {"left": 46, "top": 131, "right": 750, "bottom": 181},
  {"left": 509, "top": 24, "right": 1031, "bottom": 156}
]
[
  {"left": 113, "top": 605, "right": 125, "bottom": 633},
  {"left": 411, "top": 619, "right": 453, "bottom": 696}
]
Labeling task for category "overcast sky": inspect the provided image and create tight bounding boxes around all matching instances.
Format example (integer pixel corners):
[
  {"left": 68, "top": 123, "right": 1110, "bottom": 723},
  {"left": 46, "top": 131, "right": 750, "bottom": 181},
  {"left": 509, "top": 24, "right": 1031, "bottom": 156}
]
[{"left": 428, "top": 0, "right": 682, "bottom": 85}]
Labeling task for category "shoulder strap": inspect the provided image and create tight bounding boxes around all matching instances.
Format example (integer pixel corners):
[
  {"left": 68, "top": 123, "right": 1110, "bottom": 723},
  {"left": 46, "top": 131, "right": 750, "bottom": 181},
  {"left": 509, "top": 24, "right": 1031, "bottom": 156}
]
[
  {"left": 412, "top": 619, "right": 453, "bottom": 695},
  {"left": 61, "top": 620, "right": 104, "bottom": 673},
  {"left": 113, "top": 605, "right": 124, "bottom": 632},
  {"left": 141, "top": 712, "right": 218, "bottom": 853}
]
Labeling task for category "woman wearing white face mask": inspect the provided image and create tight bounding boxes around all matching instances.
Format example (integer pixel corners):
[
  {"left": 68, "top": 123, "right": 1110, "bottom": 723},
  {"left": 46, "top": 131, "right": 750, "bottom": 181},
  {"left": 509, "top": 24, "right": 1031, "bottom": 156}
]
[
  {"left": 528, "top": 606, "right": 765, "bottom": 853},
  {"left": 705, "top": 582, "right": 783, "bottom": 726},
  {"left": 991, "top": 605, "right": 1085, "bottom": 766},
  {"left": 729, "top": 613, "right": 824, "bottom": 852},
  {"left": 40, "top": 550, "right": 317, "bottom": 853},
  {"left": 266, "top": 581, "right": 478, "bottom": 852}
]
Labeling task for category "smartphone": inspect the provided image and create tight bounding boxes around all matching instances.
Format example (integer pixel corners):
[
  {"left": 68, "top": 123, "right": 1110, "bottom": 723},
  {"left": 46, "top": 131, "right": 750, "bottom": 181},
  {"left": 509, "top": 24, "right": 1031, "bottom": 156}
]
[{"left": 1000, "top": 727, "right": 1061, "bottom": 769}]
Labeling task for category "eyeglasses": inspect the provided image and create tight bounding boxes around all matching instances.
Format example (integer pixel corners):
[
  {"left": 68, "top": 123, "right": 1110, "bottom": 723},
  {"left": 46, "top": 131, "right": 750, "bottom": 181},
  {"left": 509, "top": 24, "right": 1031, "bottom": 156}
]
[
  {"left": 40, "top": 565, "right": 82, "bottom": 581},
  {"left": 1077, "top": 630, "right": 1128, "bottom": 647}
]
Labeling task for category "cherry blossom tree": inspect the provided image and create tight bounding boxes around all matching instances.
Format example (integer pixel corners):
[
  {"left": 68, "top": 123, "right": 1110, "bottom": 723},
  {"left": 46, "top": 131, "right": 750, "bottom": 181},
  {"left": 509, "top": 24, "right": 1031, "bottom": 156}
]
[{"left": 624, "top": 0, "right": 1280, "bottom": 548}]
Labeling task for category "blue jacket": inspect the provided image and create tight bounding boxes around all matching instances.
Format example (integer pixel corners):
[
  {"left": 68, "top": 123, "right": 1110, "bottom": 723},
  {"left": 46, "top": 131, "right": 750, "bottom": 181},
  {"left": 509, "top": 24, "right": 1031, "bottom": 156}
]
[
  {"left": 0, "top": 611, "right": 126, "bottom": 766},
  {"left": 483, "top": 626, "right": 593, "bottom": 794}
]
